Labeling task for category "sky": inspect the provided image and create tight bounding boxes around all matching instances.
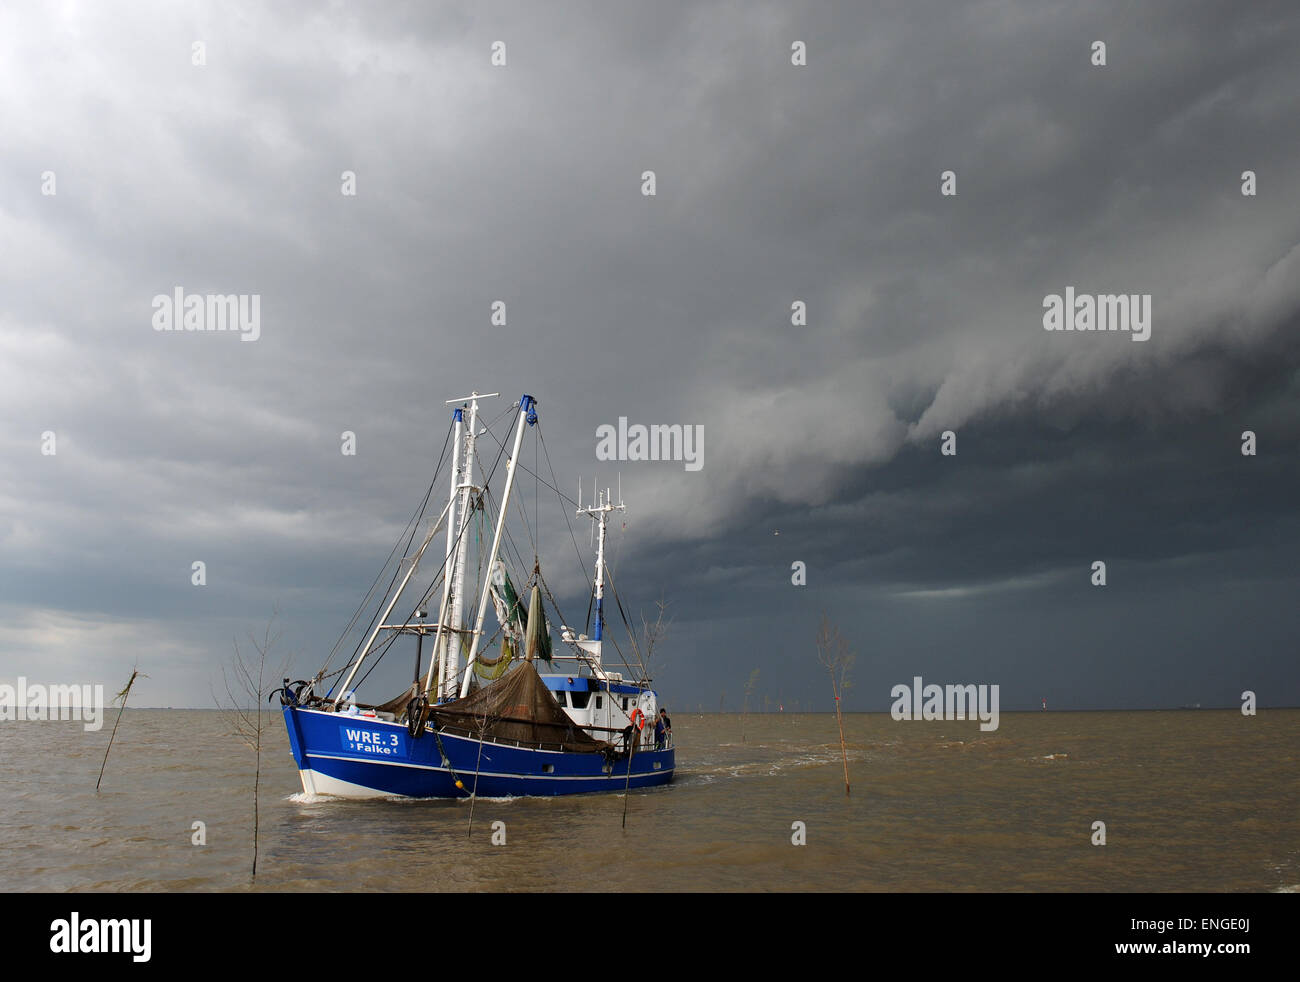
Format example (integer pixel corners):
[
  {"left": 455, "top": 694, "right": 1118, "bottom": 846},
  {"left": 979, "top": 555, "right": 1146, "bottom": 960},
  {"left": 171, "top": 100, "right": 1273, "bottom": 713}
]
[{"left": 1, "top": 1, "right": 1297, "bottom": 712}]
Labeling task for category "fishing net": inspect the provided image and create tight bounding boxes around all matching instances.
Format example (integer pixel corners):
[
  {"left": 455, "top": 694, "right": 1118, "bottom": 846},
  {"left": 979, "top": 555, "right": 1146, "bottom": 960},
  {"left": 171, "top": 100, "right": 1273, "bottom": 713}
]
[{"left": 430, "top": 661, "right": 609, "bottom": 754}]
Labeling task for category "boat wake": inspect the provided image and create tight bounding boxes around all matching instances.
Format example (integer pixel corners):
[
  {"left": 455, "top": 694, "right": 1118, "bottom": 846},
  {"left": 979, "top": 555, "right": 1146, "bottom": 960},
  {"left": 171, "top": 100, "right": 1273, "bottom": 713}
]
[{"left": 675, "top": 746, "right": 875, "bottom": 785}]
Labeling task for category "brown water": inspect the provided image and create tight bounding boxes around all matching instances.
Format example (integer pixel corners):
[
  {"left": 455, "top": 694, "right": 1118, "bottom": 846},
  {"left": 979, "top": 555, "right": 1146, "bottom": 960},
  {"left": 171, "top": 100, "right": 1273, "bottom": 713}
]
[{"left": 2, "top": 709, "right": 1297, "bottom": 892}]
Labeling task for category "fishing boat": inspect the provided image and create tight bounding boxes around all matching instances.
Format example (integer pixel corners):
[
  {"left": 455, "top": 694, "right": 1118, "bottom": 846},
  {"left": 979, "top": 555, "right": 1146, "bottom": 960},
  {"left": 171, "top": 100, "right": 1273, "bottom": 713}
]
[{"left": 279, "top": 391, "right": 675, "bottom": 798}]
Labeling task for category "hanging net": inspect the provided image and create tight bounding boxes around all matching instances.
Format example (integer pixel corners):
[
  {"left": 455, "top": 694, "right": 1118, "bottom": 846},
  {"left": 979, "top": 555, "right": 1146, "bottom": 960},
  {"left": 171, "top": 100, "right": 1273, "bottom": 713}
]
[{"left": 430, "top": 661, "right": 609, "bottom": 754}]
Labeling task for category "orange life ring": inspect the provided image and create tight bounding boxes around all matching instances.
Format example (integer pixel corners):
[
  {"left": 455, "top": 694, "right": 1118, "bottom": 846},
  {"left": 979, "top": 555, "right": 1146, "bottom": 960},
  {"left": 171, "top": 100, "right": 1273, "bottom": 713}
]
[{"left": 630, "top": 708, "right": 645, "bottom": 731}]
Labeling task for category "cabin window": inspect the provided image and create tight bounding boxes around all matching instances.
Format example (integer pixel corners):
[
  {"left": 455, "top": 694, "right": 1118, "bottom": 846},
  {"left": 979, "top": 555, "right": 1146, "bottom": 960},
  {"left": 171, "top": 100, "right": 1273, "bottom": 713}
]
[
  {"left": 542, "top": 764, "right": 554, "bottom": 774},
  {"left": 570, "top": 691, "right": 591, "bottom": 709},
  {"left": 553, "top": 691, "right": 567, "bottom": 706},
  {"left": 595, "top": 696, "right": 603, "bottom": 709},
  {"left": 622, "top": 697, "right": 629, "bottom": 711}
]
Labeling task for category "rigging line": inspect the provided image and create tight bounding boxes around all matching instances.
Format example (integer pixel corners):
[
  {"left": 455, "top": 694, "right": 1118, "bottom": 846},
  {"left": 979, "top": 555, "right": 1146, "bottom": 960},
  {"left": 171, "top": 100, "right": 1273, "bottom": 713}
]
[
  {"left": 534, "top": 429, "right": 539, "bottom": 563},
  {"left": 458, "top": 402, "right": 516, "bottom": 618},
  {"left": 349, "top": 562, "right": 506, "bottom": 701},
  {"left": 426, "top": 486, "right": 529, "bottom": 689},
  {"left": 354, "top": 533, "right": 462, "bottom": 698},
  {"left": 479, "top": 476, "right": 539, "bottom": 609},
  {"left": 438, "top": 611, "right": 511, "bottom": 696},
  {"left": 332, "top": 404, "right": 519, "bottom": 703},
  {"left": 535, "top": 423, "right": 597, "bottom": 618},
  {"left": 535, "top": 570, "right": 572, "bottom": 643},
  {"left": 347, "top": 564, "right": 445, "bottom": 692},
  {"left": 498, "top": 484, "right": 538, "bottom": 583},
  {"left": 351, "top": 422, "right": 448, "bottom": 619},
  {"left": 324, "top": 421, "right": 450, "bottom": 678},
  {"left": 606, "top": 567, "right": 649, "bottom": 680},
  {"left": 472, "top": 506, "right": 485, "bottom": 658},
  {"left": 608, "top": 506, "right": 625, "bottom": 581},
  {"left": 456, "top": 403, "right": 515, "bottom": 480},
  {"left": 603, "top": 518, "right": 630, "bottom": 652},
  {"left": 502, "top": 526, "right": 557, "bottom": 651},
  {"left": 350, "top": 548, "right": 463, "bottom": 696},
  {"left": 322, "top": 420, "right": 454, "bottom": 693},
  {"left": 329, "top": 442, "right": 448, "bottom": 684},
  {"left": 620, "top": 753, "right": 635, "bottom": 828},
  {"left": 480, "top": 417, "right": 595, "bottom": 630},
  {"left": 606, "top": 630, "right": 634, "bottom": 679},
  {"left": 499, "top": 520, "right": 532, "bottom": 598},
  {"left": 348, "top": 626, "right": 404, "bottom": 693},
  {"left": 494, "top": 509, "right": 561, "bottom": 659},
  {"left": 374, "top": 573, "right": 451, "bottom": 688},
  {"left": 504, "top": 454, "right": 539, "bottom": 564},
  {"left": 420, "top": 405, "right": 519, "bottom": 635},
  {"left": 475, "top": 486, "right": 523, "bottom": 612},
  {"left": 478, "top": 403, "right": 515, "bottom": 434},
  {"left": 347, "top": 583, "right": 439, "bottom": 698},
  {"left": 466, "top": 717, "right": 488, "bottom": 837},
  {"left": 348, "top": 444, "right": 492, "bottom": 699},
  {"left": 483, "top": 419, "right": 584, "bottom": 510},
  {"left": 429, "top": 727, "right": 469, "bottom": 796},
  {"left": 330, "top": 505, "right": 461, "bottom": 701}
]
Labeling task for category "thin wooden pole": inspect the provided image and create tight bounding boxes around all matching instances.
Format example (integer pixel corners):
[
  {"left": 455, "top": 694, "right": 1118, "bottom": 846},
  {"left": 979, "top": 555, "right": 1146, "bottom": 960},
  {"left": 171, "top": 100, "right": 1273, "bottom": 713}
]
[
  {"left": 833, "top": 682, "right": 850, "bottom": 797},
  {"left": 621, "top": 725, "right": 638, "bottom": 828},
  {"left": 96, "top": 667, "right": 145, "bottom": 792},
  {"left": 467, "top": 711, "right": 488, "bottom": 837}
]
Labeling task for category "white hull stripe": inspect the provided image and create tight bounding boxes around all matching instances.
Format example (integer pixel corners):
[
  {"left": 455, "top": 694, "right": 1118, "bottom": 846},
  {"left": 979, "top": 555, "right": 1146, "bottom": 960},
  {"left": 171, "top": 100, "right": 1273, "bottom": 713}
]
[
  {"left": 305, "top": 751, "right": 673, "bottom": 782},
  {"left": 295, "top": 708, "right": 633, "bottom": 754}
]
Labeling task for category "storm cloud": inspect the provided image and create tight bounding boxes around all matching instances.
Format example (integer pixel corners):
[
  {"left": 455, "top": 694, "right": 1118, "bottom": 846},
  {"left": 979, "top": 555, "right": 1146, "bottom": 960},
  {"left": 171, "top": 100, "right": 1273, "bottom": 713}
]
[{"left": 1, "top": 1, "right": 1297, "bottom": 711}]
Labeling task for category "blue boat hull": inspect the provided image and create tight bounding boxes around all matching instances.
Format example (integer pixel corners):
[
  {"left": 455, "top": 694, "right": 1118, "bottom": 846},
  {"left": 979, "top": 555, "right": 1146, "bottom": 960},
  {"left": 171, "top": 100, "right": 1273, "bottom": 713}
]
[{"left": 283, "top": 706, "right": 675, "bottom": 798}]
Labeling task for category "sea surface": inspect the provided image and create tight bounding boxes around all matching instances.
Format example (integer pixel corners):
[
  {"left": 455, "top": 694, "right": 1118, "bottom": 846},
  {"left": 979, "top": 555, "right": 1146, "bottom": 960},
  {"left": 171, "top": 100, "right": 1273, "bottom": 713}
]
[{"left": 2, "top": 709, "right": 1297, "bottom": 892}]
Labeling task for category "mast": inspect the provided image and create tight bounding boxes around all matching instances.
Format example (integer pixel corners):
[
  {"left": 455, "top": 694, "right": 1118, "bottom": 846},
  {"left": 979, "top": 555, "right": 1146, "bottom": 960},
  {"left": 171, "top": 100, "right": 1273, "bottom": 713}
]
[
  {"left": 576, "top": 482, "right": 625, "bottom": 671},
  {"left": 429, "top": 405, "right": 463, "bottom": 697},
  {"left": 435, "top": 391, "right": 497, "bottom": 701},
  {"left": 460, "top": 394, "right": 536, "bottom": 697}
]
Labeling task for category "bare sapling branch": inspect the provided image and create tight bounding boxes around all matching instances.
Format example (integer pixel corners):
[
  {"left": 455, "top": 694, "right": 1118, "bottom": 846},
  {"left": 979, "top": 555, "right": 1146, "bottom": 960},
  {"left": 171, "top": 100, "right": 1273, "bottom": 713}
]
[
  {"left": 816, "top": 613, "right": 854, "bottom": 796},
  {"left": 215, "top": 611, "right": 289, "bottom": 878}
]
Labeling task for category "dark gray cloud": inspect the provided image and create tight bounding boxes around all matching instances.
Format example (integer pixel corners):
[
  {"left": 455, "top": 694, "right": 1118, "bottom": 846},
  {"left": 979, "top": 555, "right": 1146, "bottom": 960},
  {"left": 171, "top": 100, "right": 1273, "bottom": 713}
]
[{"left": 1, "top": 1, "right": 1297, "bottom": 710}]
